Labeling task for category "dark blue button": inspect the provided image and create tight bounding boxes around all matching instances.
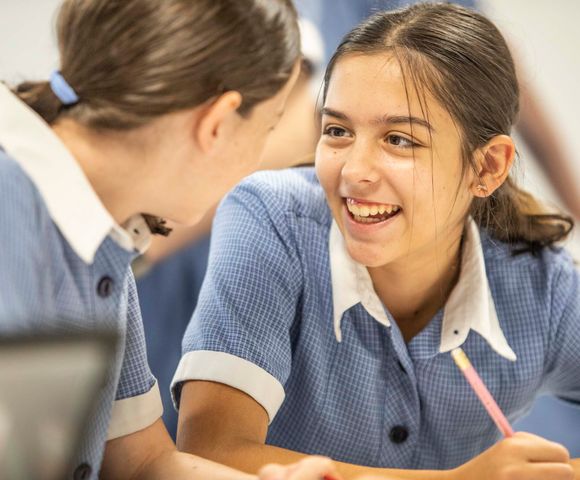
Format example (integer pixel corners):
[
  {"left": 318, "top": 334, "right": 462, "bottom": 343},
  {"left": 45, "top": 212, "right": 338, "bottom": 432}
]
[
  {"left": 389, "top": 425, "right": 409, "bottom": 444},
  {"left": 73, "top": 463, "right": 92, "bottom": 480},
  {"left": 97, "top": 276, "right": 114, "bottom": 298}
]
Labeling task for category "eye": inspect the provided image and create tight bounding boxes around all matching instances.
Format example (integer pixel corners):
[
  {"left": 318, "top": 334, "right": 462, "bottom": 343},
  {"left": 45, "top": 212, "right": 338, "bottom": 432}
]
[
  {"left": 386, "top": 134, "right": 417, "bottom": 148},
  {"left": 323, "top": 126, "right": 351, "bottom": 138}
]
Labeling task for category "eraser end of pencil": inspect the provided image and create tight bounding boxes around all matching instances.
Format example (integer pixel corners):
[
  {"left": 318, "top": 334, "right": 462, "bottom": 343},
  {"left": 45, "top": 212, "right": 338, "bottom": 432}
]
[{"left": 451, "top": 347, "right": 470, "bottom": 370}]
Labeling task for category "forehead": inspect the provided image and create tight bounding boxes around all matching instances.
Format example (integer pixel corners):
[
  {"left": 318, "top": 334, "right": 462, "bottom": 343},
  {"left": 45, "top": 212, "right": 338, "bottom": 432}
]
[{"left": 325, "top": 53, "right": 451, "bottom": 127}]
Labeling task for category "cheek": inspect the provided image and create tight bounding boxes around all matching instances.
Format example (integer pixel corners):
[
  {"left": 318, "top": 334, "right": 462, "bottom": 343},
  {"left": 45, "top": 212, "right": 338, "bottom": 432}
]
[
  {"left": 409, "top": 162, "right": 471, "bottom": 233},
  {"left": 315, "top": 147, "right": 342, "bottom": 197},
  {"left": 433, "top": 167, "right": 471, "bottom": 216},
  {"left": 239, "top": 131, "right": 271, "bottom": 169},
  {"left": 375, "top": 159, "right": 423, "bottom": 213}
]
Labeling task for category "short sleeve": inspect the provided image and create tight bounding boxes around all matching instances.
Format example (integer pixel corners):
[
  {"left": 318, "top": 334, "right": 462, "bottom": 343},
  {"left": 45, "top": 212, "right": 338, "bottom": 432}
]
[
  {"left": 543, "top": 258, "right": 580, "bottom": 403},
  {"left": 107, "top": 270, "right": 163, "bottom": 440},
  {"left": 171, "top": 180, "right": 303, "bottom": 422}
]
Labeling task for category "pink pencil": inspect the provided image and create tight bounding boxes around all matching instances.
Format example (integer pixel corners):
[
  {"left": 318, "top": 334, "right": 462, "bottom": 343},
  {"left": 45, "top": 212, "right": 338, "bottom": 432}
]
[{"left": 451, "top": 348, "right": 514, "bottom": 437}]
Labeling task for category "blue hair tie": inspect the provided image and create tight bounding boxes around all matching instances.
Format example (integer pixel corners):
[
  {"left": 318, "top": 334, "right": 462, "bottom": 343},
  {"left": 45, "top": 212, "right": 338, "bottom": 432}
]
[{"left": 49, "top": 70, "right": 79, "bottom": 106}]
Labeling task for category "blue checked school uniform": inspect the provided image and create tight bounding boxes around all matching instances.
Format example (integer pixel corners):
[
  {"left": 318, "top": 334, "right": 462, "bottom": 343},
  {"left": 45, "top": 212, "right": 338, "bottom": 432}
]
[
  {"left": 173, "top": 167, "right": 580, "bottom": 470},
  {"left": 0, "top": 84, "right": 163, "bottom": 479}
]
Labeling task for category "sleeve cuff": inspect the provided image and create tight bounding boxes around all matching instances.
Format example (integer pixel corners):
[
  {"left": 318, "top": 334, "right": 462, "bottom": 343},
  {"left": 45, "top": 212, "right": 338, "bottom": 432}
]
[
  {"left": 107, "top": 381, "right": 163, "bottom": 440},
  {"left": 171, "top": 350, "right": 285, "bottom": 424}
]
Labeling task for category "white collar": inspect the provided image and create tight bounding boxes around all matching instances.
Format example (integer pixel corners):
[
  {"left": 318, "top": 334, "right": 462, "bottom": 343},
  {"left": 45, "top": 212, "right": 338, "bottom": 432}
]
[
  {"left": 329, "top": 219, "right": 517, "bottom": 362},
  {"left": 0, "top": 84, "right": 150, "bottom": 263}
]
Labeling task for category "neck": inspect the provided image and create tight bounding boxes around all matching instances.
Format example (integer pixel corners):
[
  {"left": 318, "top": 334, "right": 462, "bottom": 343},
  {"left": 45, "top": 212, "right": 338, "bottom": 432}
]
[
  {"left": 52, "top": 119, "right": 152, "bottom": 226},
  {"left": 368, "top": 222, "right": 465, "bottom": 342}
]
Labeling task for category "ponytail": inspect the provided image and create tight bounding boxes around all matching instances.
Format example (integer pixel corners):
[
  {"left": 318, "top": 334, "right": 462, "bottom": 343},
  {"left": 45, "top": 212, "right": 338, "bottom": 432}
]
[
  {"left": 471, "top": 177, "right": 574, "bottom": 255},
  {"left": 13, "top": 81, "right": 65, "bottom": 125}
]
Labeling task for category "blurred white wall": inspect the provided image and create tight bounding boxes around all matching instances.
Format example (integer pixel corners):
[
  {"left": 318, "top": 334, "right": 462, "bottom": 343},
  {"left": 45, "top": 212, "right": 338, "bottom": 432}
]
[
  {"left": 0, "top": 0, "right": 61, "bottom": 83},
  {"left": 482, "top": 0, "right": 580, "bottom": 256}
]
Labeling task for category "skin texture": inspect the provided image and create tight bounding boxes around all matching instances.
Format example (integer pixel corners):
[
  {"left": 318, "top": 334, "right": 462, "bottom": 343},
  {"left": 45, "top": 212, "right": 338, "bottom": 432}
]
[
  {"left": 177, "top": 52, "right": 578, "bottom": 480},
  {"left": 141, "top": 68, "right": 319, "bottom": 266}
]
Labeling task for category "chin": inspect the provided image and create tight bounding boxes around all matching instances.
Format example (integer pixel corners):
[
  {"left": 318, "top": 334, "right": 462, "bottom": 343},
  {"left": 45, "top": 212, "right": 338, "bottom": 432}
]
[
  {"left": 166, "top": 210, "right": 204, "bottom": 227},
  {"left": 345, "top": 241, "right": 396, "bottom": 268}
]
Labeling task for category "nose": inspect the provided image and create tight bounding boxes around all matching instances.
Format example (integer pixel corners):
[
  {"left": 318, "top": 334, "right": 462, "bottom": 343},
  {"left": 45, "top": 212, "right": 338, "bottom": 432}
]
[{"left": 341, "top": 139, "right": 380, "bottom": 186}]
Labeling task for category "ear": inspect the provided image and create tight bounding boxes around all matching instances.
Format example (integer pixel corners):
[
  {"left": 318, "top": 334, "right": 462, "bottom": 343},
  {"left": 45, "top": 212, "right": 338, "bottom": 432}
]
[
  {"left": 195, "top": 91, "right": 243, "bottom": 154},
  {"left": 470, "top": 134, "right": 515, "bottom": 198}
]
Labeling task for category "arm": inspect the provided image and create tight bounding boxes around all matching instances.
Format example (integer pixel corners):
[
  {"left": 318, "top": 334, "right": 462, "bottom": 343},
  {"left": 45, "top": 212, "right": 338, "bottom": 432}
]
[
  {"left": 176, "top": 380, "right": 447, "bottom": 480},
  {"left": 101, "top": 418, "right": 255, "bottom": 480},
  {"left": 102, "top": 418, "right": 343, "bottom": 480},
  {"left": 177, "top": 381, "right": 575, "bottom": 480}
]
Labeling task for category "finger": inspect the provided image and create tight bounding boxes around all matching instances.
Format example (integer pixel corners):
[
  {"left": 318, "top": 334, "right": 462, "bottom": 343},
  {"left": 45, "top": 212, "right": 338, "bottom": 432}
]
[
  {"left": 511, "top": 432, "right": 570, "bottom": 463},
  {"left": 258, "top": 463, "right": 289, "bottom": 480},
  {"left": 519, "top": 462, "right": 575, "bottom": 480},
  {"left": 287, "top": 456, "right": 341, "bottom": 480}
]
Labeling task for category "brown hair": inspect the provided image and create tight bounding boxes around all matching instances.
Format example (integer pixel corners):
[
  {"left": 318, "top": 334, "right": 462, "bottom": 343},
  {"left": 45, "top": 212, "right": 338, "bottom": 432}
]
[
  {"left": 322, "top": 2, "right": 573, "bottom": 255},
  {"left": 14, "top": 0, "right": 300, "bottom": 234}
]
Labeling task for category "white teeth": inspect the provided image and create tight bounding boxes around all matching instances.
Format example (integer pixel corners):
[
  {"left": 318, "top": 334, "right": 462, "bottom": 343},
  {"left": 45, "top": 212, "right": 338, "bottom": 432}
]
[
  {"left": 346, "top": 199, "right": 401, "bottom": 218},
  {"left": 353, "top": 215, "right": 382, "bottom": 224}
]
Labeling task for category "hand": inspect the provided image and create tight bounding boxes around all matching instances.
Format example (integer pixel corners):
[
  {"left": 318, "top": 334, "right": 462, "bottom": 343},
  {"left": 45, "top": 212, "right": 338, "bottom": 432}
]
[
  {"left": 258, "top": 456, "right": 342, "bottom": 480},
  {"left": 452, "top": 431, "right": 574, "bottom": 480}
]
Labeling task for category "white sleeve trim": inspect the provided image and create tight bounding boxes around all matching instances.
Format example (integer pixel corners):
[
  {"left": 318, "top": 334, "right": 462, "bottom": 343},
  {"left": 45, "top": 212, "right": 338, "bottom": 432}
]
[
  {"left": 171, "top": 350, "right": 285, "bottom": 424},
  {"left": 107, "top": 381, "right": 163, "bottom": 440}
]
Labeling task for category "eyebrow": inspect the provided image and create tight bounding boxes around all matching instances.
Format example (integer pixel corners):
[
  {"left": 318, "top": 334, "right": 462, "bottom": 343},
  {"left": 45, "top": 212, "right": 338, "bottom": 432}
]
[{"left": 321, "top": 107, "right": 435, "bottom": 133}]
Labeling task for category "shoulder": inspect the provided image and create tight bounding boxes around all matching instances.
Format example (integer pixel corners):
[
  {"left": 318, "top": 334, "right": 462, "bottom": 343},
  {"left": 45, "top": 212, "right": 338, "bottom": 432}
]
[
  {"left": 481, "top": 230, "right": 576, "bottom": 278},
  {"left": 481, "top": 230, "right": 578, "bottom": 310},
  {"left": 0, "top": 150, "right": 56, "bottom": 278},
  {"left": 223, "top": 166, "right": 331, "bottom": 227},
  {"left": 0, "top": 150, "right": 46, "bottom": 224},
  {"left": 0, "top": 152, "right": 56, "bottom": 321}
]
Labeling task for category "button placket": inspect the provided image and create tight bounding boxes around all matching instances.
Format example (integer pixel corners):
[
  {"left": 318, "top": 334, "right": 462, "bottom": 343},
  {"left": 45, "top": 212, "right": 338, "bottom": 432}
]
[{"left": 383, "top": 326, "right": 421, "bottom": 460}]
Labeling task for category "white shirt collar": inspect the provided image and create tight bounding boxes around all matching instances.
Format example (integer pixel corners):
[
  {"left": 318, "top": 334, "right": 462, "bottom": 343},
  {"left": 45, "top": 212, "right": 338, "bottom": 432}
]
[
  {"left": 329, "top": 219, "right": 517, "bottom": 362},
  {"left": 0, "top": 84, "right": 150, "bottom": 263}
]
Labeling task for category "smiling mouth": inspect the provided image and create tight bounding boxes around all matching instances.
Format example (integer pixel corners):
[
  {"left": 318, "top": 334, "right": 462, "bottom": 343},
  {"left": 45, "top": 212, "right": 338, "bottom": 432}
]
[{"left": 345, "top": 198, "right": 402, "bottom": 224}]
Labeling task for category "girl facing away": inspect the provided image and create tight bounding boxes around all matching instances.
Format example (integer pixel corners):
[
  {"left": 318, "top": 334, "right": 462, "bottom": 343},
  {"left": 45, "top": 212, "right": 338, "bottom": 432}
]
[
  {"left": 173, "top": 3, "right": 580, "bottom": 480},
  {"left": 0, "top": 0, "right": 343, "bottom": 479}
]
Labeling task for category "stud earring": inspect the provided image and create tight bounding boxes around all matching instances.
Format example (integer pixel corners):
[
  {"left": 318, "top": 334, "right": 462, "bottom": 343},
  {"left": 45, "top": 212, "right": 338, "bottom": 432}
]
[{"left": 476, "top": 184, "right": 489, "bottom": 196}]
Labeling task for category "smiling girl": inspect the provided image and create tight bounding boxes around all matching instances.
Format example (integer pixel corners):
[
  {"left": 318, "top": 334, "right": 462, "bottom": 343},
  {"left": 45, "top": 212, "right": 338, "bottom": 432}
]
[{"left": 173, "top": 3, "right": 579, "bottom": 480}]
